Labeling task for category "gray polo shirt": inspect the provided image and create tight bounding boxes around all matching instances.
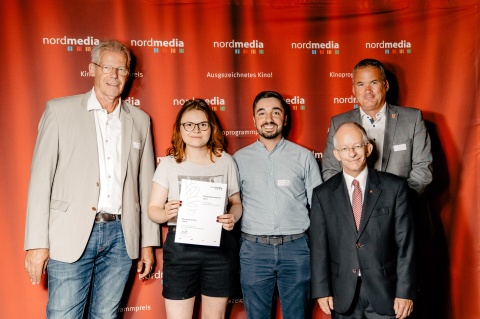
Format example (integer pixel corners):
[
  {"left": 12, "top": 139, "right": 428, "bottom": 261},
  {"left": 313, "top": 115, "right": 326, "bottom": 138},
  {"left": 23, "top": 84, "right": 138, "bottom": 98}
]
[{"left": 233, "top": 138, "right": 322, "bottom": 236}]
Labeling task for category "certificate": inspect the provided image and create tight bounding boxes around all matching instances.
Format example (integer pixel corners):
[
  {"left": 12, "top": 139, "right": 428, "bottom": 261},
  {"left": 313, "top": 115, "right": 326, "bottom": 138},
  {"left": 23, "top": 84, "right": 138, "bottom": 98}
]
[{"left": 175, "top": 179, "right": 227, "bottom": 246}]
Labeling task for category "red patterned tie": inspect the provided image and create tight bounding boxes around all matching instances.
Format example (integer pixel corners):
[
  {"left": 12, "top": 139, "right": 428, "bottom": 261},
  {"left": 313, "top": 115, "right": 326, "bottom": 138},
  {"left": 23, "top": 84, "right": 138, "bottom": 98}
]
[{"left": 352, "top": 179, "right": 362, "bottom": 230}]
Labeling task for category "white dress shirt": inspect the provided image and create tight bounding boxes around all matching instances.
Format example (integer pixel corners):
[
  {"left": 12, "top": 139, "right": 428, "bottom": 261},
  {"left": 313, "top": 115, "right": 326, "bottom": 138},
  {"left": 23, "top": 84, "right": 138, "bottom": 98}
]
[
  {"left": 87, "top": 88, "right": 123, "bottom": 215},
  {"left": 360, "top": 103, "right": 386, "bottom": 170}
]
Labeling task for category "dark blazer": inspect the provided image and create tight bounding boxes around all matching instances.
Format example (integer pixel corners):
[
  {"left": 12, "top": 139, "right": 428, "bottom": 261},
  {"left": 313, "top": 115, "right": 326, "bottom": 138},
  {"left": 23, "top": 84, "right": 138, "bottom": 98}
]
[
  {"left": 310, "top": 169, "right": 416, "bottom": 315},
  {"left": 322, "top": 104, "right": 432, "bottom": 195}
]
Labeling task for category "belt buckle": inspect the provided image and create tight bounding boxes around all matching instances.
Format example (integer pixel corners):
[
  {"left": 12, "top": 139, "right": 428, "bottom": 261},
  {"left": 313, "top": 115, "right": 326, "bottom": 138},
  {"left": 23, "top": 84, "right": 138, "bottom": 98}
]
[
  {"left": 269, "top": 235, "right": 283, "bottom": 245},
  {"left": 95, "top": 212, "right": 119, "bottom": 222}
]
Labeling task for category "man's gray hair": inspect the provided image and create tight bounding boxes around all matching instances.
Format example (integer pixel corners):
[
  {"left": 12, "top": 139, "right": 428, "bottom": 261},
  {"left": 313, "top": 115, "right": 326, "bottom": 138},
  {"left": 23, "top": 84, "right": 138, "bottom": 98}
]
[{"left": 91, "top": 40, "right": 131, "bottom": 67}]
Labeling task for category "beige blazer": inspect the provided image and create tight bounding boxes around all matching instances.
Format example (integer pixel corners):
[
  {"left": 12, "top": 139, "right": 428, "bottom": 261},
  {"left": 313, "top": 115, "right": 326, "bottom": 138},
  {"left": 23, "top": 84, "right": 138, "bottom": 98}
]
[{"left": 24, "top": 91, "right": 160, "bottom": 262}]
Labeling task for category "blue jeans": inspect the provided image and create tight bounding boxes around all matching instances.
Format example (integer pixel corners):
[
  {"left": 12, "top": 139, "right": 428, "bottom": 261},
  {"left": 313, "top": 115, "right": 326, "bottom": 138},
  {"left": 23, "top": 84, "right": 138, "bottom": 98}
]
[
  {"left": 46, "top": 220, "right": 132, "bottom": 319},
  {"left": 240, "top": 235, "right": 311, "bottom": 319}
]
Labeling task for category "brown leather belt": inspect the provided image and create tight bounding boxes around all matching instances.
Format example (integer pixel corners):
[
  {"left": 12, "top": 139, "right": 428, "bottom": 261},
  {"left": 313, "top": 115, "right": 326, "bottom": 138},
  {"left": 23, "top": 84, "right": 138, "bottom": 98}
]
[
  {"left": 241, "top": 232, "right": 305, "bottom": 245},
  {"left": 95, "top": 212, "right": 121, "bottom": 222}
]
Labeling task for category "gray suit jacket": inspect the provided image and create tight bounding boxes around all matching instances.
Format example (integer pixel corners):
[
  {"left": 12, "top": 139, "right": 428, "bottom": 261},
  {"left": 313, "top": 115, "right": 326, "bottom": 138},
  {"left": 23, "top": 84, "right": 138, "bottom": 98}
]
[
  {"left": 322, "top": 104, "right": 433, "bottom": 195},
  {"left": 310, "top": 169, "right": 416, "bottom": 315},
  {"left": 24, "top": 91, "right": 160, "bottom": 262}
]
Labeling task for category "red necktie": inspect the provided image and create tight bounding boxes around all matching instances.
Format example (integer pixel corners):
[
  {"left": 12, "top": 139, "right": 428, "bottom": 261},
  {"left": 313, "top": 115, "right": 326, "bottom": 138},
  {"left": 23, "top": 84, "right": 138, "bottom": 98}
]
[{"left": 352, "top": 179, "right": 362, "bottom": 230}]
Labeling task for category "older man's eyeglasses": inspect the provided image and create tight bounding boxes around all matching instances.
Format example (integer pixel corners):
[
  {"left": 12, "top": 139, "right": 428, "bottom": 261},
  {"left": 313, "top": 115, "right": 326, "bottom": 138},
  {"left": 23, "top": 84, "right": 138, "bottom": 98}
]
[
  {"left": 92, "top": 62, "right": 129, "bottom": 76},
  {"left": 181, "top": 121, "right": 210, "bottom": 132},
  {"left": 336, "top": 143, "right": 368, "bottom": 154}
]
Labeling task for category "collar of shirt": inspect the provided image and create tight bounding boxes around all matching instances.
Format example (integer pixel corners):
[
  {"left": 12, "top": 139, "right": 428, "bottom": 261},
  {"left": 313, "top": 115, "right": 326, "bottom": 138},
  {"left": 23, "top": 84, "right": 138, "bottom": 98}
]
[
  {"left": 255, "top": 137, "right": 285, "bottom": 153},
  {"left": 343, "top": 166, "right": 368, "bottom": 201},
  {"left": 87, "top": 87, "right": 121, "bottom": 119},
  {"left": 360, "top": 102, "right": 386, "bottom": 123}
]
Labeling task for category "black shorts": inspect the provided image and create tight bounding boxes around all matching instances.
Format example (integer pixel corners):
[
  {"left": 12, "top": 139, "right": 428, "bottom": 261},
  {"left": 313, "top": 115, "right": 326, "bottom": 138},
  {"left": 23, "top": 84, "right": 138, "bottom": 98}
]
[{"left": 162, "top": 226, "right": 240, "bottom": 300}]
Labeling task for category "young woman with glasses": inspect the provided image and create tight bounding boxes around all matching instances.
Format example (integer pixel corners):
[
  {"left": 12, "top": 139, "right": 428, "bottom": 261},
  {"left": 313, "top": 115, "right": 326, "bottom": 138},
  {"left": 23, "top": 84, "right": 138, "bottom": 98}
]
[{"left": 148, "top": 99, "right": 242, "bottom": 319}]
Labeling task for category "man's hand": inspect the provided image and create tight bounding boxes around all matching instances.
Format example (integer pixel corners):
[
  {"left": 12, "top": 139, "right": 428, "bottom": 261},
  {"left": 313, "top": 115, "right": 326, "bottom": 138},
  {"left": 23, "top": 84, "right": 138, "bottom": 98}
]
[
  {"left": 317, "top": 296, "right": 334, "bottom": 315},
  {"left": 137, "top": 246, "right": 154, "bottom": 280},
  {"left": 25, "top": 248, "right": 49, "bottom": 285},
  {"left": 394, "top": 298, "right": 413, "bottom": 319}
]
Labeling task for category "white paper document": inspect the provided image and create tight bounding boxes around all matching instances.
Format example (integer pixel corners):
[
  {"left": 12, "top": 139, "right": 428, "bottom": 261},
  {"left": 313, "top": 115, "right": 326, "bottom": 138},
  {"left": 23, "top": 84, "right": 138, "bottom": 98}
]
[{"left": 175, "top": 179, "right": 227, "bottom": 246}]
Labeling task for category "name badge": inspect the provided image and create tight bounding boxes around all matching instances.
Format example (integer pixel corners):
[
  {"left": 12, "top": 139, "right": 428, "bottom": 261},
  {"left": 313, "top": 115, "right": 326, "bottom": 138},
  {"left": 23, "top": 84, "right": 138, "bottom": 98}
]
[
  {"left": 277, "top": 180, "right": 291, "bottom": 187},
  {"left": 393, "top": 144, "right": 407, "bottom": 152},
  {"left": 132, "top": 141, "right": 141, "bottom": 149}
]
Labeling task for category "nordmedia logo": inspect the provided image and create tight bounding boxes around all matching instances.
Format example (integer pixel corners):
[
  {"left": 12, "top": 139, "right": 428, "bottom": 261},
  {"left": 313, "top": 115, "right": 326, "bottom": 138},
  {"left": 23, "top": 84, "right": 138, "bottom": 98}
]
[
  {"left": 365, "top": 39, "right": 412, "bottom": 54},
  {"left": 333, "top": 95, "right": 357, "bottom": 105},
  {"left": 285, "top": 95, "right": 307, "bottom": 111},
  {"left": 42, "top": 36, "right": 100, "bottom": 52},
  {"left": 332, "top": 94, "right": 360, "bottom": 110},
  {"left": 144, "top": 269, "right": 163, "bottom": 281},
  {"left": 291, "top": 40, "right": 340, "bottom": 55},
  {"left": 124, "top": 97, "right": 142, "bottom": 107},
  {"left": 173, "top": 96, "right": 227, "bottom": 111},
  {"left": 213, "top": 39, "right": 265, "bottom": 55},
  {"left": 130, "top": 38, "right": 185, "bottom": 54}
]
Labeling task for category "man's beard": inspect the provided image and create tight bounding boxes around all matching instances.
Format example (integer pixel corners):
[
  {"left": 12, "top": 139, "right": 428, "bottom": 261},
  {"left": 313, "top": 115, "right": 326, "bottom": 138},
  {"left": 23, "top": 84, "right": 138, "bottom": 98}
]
[{"left": 258, "top": 123, "right": 282, "bottom": 139}]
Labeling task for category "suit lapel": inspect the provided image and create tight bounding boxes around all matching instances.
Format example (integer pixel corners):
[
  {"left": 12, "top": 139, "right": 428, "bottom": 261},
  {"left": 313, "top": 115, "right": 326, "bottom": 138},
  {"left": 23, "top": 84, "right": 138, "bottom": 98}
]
[
  {"left": 382, "top": 104, "right": 398, "bottom": 171},
  {"left": 350, "top": 108, "right": 362, "bottom": 125},
  {"left": 357, "top": 169, "right": 381, "bottom": 238},
  {"left": 332, "top": 174, "right": 358, "bottom": 233},
  {"left": 82, "top": 93, "right": 100, "bottom": 179},
  {"left": 120, "top": 102, "right": 133, "bottom": 185}
]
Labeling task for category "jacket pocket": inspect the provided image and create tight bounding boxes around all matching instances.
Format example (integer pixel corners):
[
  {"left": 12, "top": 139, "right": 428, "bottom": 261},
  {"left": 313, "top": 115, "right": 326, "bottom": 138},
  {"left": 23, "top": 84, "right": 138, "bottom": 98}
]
[
  {"left": 331, "top": 260, "right": 339, "bottom": 276},
  {"left": 50, "top": 199, "right": 70, "bottom": 212},
  {"left": 371, "top": 207, "right": 390, "bottom": 217},
  {"left": 383, "top": 259, "right": 397, "bottom": 277}
]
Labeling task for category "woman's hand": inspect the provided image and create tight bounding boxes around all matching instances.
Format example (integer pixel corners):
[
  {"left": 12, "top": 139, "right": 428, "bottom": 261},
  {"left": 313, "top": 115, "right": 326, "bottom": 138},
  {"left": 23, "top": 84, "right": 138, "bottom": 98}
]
[
  {"left": 217, "top": 213, "right": 236, "bottom": 231},
  {"left": 164, "top": 200, "right": 182, "bottom": 221}
]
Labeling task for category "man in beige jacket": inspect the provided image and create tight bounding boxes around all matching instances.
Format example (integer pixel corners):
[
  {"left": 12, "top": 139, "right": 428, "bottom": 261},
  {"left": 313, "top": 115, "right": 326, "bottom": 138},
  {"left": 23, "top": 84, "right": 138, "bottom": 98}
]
[{"left": 24, "top": 40, "right": 159, "bottom": 319}]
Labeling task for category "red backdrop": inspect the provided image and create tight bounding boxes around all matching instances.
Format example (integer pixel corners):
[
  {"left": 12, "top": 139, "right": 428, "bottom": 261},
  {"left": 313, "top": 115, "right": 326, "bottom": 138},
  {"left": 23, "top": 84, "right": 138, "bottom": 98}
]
[{"left": 0, "top": 0, "right": 478, "bottom": 318}]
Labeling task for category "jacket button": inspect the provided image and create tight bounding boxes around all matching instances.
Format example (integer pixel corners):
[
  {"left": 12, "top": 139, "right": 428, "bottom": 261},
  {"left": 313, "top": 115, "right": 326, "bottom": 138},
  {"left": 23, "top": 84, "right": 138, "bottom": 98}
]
[
  {"left": 352, "top": 269, "right": 357, "bottom": 273},
  {"left": 356, "top": 243, "right": 362, "bottom": 248},
  {"left": 91, "top": 207, "right": 97, "bottom": 211},
  {"left": 96, "top": 182, "right": 100, "bottom": 187}
]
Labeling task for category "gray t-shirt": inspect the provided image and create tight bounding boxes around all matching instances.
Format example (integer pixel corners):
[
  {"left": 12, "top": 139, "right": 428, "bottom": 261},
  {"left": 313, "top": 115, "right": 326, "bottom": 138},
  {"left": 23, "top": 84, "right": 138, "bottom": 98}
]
[{"left": 152, "top": 152, "right": 240, "bottom": 225}]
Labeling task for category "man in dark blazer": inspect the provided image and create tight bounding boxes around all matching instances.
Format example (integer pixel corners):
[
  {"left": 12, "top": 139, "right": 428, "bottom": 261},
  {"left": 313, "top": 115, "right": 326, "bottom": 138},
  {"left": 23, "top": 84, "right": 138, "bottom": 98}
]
[
  {"left": 322, "top": 59, "right": 432, "bottom": 196},
  {"left": 311, "top": 122, "right": 416, "bottom": 319}
]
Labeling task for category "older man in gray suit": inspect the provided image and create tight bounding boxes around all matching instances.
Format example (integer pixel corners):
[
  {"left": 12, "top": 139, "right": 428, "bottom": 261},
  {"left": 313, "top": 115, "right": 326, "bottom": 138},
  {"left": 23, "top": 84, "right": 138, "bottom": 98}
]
[
  {"left": 24, "top": 40, "right": 160, "bottom": 319},
  {"left": 322, "top": 58, "right": 432, "bottom": 196}
]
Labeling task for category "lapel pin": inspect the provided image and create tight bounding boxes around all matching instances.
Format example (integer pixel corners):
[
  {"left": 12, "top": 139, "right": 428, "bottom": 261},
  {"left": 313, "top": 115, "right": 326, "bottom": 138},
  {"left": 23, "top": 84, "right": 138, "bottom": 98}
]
[
  {"left": 392, "top": 114, "right": 396, "bottom": 119},
  {"left": 370, "top": 190, "right": 373, "bottom": 193}
]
